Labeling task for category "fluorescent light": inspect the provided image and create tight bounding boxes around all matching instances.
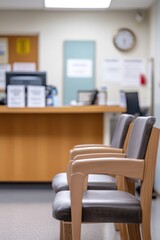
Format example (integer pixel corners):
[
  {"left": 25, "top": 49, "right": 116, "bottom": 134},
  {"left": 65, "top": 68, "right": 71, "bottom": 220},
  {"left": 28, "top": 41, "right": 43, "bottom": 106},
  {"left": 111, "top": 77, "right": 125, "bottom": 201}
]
[{"left": 44, "top": 0, "right": 111, "bottom": 9}]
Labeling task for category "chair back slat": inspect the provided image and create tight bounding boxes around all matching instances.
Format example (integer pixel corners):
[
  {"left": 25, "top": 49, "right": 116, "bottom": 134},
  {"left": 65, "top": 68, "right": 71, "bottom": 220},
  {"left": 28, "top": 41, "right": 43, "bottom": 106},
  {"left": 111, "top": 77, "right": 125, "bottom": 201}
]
[
  {"left": 126, "top": 116, "right": 156, "bottom": 159},
  {"left": 111, "top": 114, "right": 134, "bottom": 148}
]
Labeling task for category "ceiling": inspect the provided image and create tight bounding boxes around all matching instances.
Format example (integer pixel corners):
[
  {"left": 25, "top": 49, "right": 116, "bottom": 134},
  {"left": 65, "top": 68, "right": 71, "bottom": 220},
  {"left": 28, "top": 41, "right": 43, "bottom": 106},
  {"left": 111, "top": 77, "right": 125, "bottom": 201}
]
[{"left": 0, "top": 0, "right": 156, "bottom": 10}]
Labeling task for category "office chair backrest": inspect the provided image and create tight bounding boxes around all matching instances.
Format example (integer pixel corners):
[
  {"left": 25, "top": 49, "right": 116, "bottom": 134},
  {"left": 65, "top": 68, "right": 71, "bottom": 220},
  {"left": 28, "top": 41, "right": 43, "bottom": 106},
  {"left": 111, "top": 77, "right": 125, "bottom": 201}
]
[
  {"left": 126, "top": 116, "right": 156, "bottom": 159},
  {"left": 123, "top": 91, "right": 142, "bottom": 116},
  {"left": 111, "top": 114, "right": 134, "bottom": 148}
]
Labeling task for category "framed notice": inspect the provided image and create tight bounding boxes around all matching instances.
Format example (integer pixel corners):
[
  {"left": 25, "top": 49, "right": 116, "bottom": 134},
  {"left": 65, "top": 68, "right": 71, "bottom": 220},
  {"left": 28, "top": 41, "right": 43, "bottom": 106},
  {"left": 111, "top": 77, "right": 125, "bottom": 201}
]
[
  {"left": 7, "top": 85, "right": 25, "bottom": 108},
  {"left": 27, "top": 86, "right": 45, "bottom": 107}
]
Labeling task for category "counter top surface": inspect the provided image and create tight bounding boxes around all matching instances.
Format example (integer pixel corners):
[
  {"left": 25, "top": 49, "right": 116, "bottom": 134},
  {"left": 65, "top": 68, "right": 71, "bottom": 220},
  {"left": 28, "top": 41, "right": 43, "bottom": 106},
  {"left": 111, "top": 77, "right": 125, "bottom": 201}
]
[{"left": 0, "top": 105, "right": 126, "bottom": 114}]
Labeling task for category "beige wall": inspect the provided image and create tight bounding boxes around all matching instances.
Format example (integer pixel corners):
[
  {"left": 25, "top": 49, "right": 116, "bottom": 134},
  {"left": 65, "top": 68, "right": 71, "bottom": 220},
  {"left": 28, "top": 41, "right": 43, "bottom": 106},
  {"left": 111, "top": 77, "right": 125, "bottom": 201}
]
[{"left": 0, "top": 10, "right": 150, "bottom": 105}]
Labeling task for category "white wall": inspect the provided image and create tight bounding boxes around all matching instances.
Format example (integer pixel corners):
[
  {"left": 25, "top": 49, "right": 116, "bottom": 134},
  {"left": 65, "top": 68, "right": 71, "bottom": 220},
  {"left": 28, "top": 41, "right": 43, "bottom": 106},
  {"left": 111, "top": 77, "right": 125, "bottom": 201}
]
[
  {"left": 0, "top": 10, "right": 150, "bottom": 105},
  {"left": 150, "top": 1, "right": 160, "bottom": 194}
]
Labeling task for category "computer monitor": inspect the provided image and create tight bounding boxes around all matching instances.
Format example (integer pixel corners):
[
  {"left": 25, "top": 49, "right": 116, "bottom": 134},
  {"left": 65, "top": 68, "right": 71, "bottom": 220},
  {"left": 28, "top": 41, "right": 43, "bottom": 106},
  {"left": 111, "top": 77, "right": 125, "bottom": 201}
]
[{"left": 6, "top": 71, "right": 46, "bottom": 90}]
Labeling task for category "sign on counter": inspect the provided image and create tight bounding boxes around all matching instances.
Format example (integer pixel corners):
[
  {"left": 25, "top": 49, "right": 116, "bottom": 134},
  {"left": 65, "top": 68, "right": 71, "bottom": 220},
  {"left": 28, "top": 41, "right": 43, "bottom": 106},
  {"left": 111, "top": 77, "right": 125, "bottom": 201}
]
[
  {"left": 27, "top": 86, "right": 45, "bottom": 107},
  {"left": 7, "top": 85, "right": 25, "bottom": 107}
]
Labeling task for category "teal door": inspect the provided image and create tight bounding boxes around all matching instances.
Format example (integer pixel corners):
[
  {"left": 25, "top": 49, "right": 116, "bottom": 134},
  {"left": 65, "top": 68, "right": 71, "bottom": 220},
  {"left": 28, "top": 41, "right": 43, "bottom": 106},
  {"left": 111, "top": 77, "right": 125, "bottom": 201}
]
[{"left": 63, "top": 41, "right": 95, "bottom": 105}]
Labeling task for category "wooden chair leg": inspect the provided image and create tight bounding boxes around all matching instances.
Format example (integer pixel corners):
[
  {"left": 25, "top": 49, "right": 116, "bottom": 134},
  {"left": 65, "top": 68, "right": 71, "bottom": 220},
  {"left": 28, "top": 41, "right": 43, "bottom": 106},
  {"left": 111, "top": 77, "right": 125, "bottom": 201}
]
[
  {"left": 127, "top": 224, "right": 141, "bottom": 240},
  {"left": 119, "top": 223, "right": 129, "bottom": 240},
  {"left": 114, "top": 223, "right": 120, "bottom": 231},
  {"left": 63, "top": 222, "right": 72, "bottom": 240},
  {"left": 60, "top": 221, "right": 64, "bottom": 240},
  {"left": 141, "top": 220, "right": 151, "bottom": 240}
]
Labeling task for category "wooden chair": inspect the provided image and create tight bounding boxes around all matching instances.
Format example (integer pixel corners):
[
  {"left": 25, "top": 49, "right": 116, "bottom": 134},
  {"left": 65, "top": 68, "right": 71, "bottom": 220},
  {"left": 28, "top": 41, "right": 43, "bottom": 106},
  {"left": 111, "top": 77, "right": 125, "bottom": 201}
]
[
  {"left": 52, "top": 114, "right": 134, "bottom": 194},
  {"left": 52, "top": 116, "right": 159, "bottom": 240}
]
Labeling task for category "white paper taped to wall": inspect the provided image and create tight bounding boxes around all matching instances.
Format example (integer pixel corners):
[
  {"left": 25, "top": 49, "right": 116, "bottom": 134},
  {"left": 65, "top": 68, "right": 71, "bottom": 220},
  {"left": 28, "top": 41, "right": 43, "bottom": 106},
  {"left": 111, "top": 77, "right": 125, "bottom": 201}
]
[
  {"left": 103, "top": 58, "right": 146, "bottom": 87},
  {"left": 67, "top": 59, "right": 93, "bottom": 78},
  {"left": 0, "top": 64, "right": 11, "bottom": 89}
]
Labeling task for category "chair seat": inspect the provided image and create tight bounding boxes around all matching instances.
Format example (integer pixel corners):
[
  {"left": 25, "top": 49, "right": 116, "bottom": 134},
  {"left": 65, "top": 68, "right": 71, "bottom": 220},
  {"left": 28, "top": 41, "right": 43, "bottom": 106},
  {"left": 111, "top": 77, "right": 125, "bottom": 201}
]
[
  {"left": 52, "top": 173, "right": 117, "bottom": 194},
  {"left": 52, "top": 190, "right": 142, "bottom": 224}
]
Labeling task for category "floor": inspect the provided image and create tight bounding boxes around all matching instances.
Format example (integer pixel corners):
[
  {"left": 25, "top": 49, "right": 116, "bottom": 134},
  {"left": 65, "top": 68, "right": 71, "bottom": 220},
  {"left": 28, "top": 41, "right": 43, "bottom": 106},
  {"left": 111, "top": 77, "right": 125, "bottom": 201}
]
[{"left": 0, "top": 184, "right": 159, "bottom": 240}]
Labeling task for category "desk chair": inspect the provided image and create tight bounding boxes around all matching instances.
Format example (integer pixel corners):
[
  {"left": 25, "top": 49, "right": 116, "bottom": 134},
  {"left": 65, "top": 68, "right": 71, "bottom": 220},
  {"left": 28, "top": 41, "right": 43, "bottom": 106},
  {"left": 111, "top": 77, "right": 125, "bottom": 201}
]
[
  {"left": 52, "top": 116, "right": 159, "bottom": 240},
  {"left": 52, "top": 114, "right": 134, "bottom": 194},
  {"left": 120, "top": 91, "right": 147, "bottom": 117}
]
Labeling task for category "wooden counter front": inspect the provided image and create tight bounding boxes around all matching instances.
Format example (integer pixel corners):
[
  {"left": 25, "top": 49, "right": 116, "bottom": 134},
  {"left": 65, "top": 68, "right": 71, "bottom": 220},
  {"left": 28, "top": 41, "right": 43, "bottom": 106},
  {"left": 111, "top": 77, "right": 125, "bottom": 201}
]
[{"left": 0, "top": 106, "right": 125, "bottom": 182}]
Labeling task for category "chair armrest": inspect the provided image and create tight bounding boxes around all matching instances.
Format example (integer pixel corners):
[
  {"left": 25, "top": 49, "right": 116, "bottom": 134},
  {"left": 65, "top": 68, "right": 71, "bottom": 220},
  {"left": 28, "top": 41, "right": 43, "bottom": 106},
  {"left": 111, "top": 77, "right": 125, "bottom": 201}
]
[
  {"left": 67, "top": 153, "right": 126, "bottom": 182},
  {"left": 74, "top": 152, "right": 126, "bottom": 160},
  {"left": 71, "top": 158, "right": 144, "bottom": 181},
  {"left": 70, "top": 147, "right": 123, "bottom": 159},
  {"left": 74, "top": 144, "right": 109, "bottom": 148}
]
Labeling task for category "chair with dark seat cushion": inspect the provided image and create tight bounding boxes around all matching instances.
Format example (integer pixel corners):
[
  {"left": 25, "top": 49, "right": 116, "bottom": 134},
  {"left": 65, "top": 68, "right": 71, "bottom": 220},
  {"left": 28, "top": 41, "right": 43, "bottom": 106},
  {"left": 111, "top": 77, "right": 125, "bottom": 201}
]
[
  {"left": 52, "top": 114, "right": 134, "bottom": 194},
  {"left": 52, "top": 116, "right": 159, "bottom": 240}
]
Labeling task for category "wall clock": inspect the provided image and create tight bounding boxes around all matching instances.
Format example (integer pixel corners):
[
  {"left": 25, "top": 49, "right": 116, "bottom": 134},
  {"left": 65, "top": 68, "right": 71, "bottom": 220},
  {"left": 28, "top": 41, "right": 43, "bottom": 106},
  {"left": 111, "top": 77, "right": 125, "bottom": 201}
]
[{"left": 113, "top": 28, "right": 136, "bottom": 52}]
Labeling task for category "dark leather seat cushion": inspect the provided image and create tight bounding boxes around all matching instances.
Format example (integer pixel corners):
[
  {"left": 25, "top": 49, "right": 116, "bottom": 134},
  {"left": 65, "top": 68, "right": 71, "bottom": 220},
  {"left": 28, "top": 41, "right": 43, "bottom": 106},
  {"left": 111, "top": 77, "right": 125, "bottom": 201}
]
[
  {"left": 52, "top": 190, "right": 142, "bottom": 224},
  {"left": 52, "top": 173, "right": 116, "bottom": 193}
]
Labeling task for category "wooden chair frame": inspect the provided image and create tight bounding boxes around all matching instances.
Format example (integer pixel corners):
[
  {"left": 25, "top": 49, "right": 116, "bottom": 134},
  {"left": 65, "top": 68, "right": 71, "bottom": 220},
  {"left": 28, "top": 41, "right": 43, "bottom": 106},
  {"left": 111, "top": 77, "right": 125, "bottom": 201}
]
[
  {"left": 56, "top": 124, "right": 132, "bottom": 239},
  {"left": 61, "top": 127, "right": 159, "bottom": 240}
]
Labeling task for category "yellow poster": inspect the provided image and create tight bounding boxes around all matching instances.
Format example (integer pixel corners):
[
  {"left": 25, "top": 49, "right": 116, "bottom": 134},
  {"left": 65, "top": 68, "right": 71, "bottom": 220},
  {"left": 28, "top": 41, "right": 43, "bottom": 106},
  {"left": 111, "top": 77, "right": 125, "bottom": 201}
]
[{"left": 16, "top": 38, "right": 30, "bottom": 54}]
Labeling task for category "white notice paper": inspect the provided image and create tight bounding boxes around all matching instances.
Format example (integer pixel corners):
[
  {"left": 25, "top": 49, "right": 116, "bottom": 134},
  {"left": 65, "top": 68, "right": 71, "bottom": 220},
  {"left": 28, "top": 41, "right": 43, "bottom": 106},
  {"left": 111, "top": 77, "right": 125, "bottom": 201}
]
[
  {"left": 103, "top": 59, "right": 122, "bottom": 83},
  {"left": 122, "top": 59, "right": 146, "bottom": 86},
  {"left": 0, "top": 38, "right": 8, "bottom": 64},
  {"left": 27, "top": 86, "right": 45, "bottom": 107},
  {"left": 103, "top": 58, "right": 146, "bottom": 87},
  {"left": 13, "top": 62, "right": 36, "bottom": 72},
  {"left": 7, "top": 85, "right": 25, "bottom": 108},
  {"left": 67, "top": 59, "right": 92, "bottom": 78},
  {"left": 0, "top": 64, "right": 11, "bottom": 89}
]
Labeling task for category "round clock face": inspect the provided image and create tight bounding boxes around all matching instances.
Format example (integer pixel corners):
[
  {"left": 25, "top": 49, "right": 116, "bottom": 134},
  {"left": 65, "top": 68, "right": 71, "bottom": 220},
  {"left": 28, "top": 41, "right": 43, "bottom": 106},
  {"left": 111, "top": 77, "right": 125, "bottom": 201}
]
[{"left": 113, "top": 28, "right": 136, "bottom": 52}]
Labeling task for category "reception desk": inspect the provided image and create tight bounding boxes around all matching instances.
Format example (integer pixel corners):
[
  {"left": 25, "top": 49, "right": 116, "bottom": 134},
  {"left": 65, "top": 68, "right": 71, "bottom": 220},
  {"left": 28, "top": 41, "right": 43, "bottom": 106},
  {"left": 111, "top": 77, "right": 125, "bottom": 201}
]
[{"left": 0, "top": 105, "right": 125, "bottom": 182}]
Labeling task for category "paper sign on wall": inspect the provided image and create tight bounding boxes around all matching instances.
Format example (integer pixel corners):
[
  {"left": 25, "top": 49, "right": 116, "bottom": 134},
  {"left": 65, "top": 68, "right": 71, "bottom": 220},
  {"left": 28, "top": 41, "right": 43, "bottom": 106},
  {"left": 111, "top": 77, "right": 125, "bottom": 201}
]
[
  {"left": 67, "top": 59, "right": 93, "bottom": 78},
  {"left": 13, "top": 62, "right": 36, "bottom": 72},
  {"left": 0, "top": 64, "right": 11, "bottom": 89},
  {"left": 0, "top": 38, "right": 8, "bottom": 64},
  {"left": 122, "top": 59, "right": 146, "bottom": 86},
  {"left": 103, "top": 58, "right": 146, "bottom": 86},
  {"left": 103, "top": 59, "right": 122, "bottom": 83}
]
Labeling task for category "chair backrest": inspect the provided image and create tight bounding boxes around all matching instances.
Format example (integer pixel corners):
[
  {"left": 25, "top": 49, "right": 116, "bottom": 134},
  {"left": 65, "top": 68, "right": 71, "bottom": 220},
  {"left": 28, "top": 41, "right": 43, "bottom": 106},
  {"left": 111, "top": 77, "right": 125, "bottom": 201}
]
[
  {"left": 121, "top": 91, "right": 142, "bottom": 116},
  {"left": 140, "top": 126, "right": 159, "bottom": 223},
  {"left": 111, "top": 114, "right": 134, "bottom": 148},
  {"left": 126, "top": 116, "right": 156, "bottom": 159}
]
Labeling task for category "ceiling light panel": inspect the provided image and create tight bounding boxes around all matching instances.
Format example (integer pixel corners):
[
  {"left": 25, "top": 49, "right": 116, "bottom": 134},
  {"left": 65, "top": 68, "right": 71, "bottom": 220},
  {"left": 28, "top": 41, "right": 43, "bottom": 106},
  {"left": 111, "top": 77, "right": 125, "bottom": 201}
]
[{"left": 45, "top": 0, "right": 112, "bottom": 9}]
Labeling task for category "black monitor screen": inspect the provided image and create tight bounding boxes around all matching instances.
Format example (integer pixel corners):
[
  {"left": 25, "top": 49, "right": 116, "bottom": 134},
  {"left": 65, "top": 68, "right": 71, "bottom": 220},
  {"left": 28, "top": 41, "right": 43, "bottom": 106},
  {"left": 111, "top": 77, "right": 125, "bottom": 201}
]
[{"left": 6, "top": 71, "right": 46, "bottom": 91}]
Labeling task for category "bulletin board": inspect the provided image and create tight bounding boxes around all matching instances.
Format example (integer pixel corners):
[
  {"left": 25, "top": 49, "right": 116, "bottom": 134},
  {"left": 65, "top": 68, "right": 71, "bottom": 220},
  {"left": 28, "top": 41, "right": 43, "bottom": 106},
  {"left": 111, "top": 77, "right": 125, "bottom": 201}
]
[
  {"left": 1, "top": 35, "right": 39, "bottom": 69},
  {"left": 63, "top": 40, "right": 95, "bottom": 105},
  {"left": 0, "top": 35, "right": 38, "bottom": 90}
]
